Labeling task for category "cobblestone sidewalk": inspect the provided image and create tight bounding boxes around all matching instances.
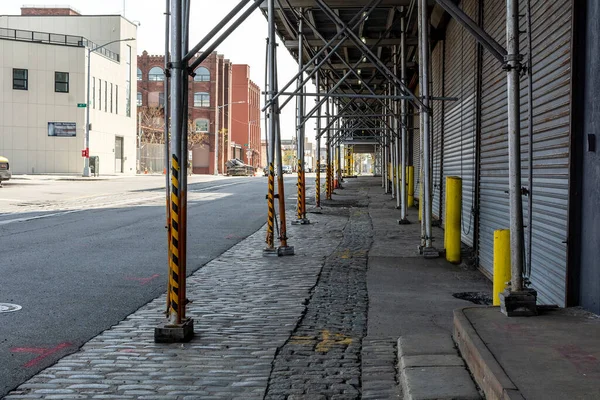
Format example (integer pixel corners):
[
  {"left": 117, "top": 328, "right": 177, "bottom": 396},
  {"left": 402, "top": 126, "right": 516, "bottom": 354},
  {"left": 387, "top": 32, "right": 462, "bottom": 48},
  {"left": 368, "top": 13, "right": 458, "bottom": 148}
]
[
  {"left": 6, "top": 196, "right": 372, "bottom": 400},
  {"left": 6, "top": 182, "right": 402, "bottom": 400}
]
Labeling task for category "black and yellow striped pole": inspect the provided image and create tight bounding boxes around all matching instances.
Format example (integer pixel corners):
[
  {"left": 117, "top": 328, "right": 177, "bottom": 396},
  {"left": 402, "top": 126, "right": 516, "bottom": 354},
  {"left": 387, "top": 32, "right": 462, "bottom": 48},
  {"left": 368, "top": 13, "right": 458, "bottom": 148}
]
[
  {"left": 315, "top": 71, "right": 322, "bottom": 208},
  {"left": 265, "top": 11, "right": 294, "bottom": 256},
  {"left": 325, "top": 95, "right": 333, "bottom": 200},
  {"left": 326, "top": 143, "right": 332, "bottom": 200},
  {"left": 265, "top": 160, "right": 276, "bottom": 250},
  {"left": 155, "top": 0, "right": 193, "bottom": 343}
]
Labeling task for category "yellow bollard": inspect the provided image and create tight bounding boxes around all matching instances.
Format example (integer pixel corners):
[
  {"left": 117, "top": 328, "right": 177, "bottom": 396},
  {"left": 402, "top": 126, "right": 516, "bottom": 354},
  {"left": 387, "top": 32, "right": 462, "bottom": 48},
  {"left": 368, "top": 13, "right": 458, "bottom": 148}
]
[
  {"left": 444, "top": 176, "right": 462, "bottom": 263},
  {"left": 493, "top": 229, "right": 511, "bottom": 306},
  {"left": 407, "top": 166, "right": 414, "bottom": 207}
]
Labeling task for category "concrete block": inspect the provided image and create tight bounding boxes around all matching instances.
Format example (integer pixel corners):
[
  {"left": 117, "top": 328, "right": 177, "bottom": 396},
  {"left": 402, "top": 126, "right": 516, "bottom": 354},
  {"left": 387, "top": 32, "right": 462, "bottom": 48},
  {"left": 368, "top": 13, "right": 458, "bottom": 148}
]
[
  {"left": 154, "top": 319, "right": 194, "bottom": 343},
  {"left": 401, "top": 354, "right": 465, "bottom": 369},
  {"left": 401, "top": 366, "right": 481, "bottom": 400},
  {"left": 398, "top": 334, "right": 457, "bottom": 358},
  {"left": 499, "top": 289, "right": 538, "bottom": 317}
]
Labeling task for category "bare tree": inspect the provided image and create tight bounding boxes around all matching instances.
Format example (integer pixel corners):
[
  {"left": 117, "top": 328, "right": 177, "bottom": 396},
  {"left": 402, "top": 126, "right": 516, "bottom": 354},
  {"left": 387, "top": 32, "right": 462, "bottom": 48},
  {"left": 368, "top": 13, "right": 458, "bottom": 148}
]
[{"left": 138, "top": 107, "right": 208, "bottom": 148}]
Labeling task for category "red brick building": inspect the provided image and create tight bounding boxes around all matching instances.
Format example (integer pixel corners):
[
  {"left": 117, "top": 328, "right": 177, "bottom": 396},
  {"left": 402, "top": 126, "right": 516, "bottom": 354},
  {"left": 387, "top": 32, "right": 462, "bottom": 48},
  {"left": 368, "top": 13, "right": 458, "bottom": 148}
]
[
  {"left": 231, "top": 65, "right": 262, "bottom": 168},
  {"left": 20, "top": 6, "right": 81, "bottom": 16},
  {"left": 137, "top": 51, "right": 233, "bottom": 174}
]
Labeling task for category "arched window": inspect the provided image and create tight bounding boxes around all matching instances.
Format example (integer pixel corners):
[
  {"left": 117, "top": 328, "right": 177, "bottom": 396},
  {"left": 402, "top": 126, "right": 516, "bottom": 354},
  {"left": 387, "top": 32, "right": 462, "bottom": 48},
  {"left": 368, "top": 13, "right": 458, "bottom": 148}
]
[
  {"left": 194, "top": 66, "right": 210, "bottom": 82},
  {"left": 148, "top": 67, "right": 164, "bottom": 81},
  {"left": 137, "top": 68, "right": 142, "bottom": 81},
  {"left": 195, "top": 119, "right": 209, "bottom": 133},
  {"left": 194, "top": 92, "right": 210, "bottom": 108}
]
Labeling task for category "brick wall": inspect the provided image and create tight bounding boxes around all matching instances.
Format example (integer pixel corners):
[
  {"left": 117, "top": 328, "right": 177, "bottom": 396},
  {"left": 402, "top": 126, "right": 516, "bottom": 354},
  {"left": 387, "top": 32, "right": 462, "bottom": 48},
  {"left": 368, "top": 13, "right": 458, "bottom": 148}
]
[{"left": 21, "top": 7, "right": 80, "bottom": 16}]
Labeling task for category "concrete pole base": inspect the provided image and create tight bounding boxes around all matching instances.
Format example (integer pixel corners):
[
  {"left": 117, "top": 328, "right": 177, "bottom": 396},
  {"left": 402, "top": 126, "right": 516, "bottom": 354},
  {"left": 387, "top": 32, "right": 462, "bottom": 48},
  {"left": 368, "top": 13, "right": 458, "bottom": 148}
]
[
  {"left": 277, "top": 246, "right": 295, "bottom": 256},
  {"left": 154, "top": 318, "right": 194, "bottom": 343},
  {"left": 499, "top": 288, "right": 538, "bottom": 317},
  {"left": 423, "top": 247, "right": 440, "bottom": 259},
  {"left": 398, "top": 218, "right": 411, "bottom": 225},
  {"left": 263, "top": 247, "right": 279, "bottom": 257},
  {"left": 291, "top": 218, "right": 311, "bottom": 225},
  {"left": 82, "top": 166, "right": 91, "bottom": 177}
]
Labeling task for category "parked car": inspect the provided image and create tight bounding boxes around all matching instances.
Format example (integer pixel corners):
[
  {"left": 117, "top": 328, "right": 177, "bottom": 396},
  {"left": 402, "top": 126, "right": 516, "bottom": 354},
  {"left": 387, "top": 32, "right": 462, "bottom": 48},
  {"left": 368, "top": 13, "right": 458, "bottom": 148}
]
[
  {"left": 0, "top": 156, "right": 11, "bottom": 186},
  {"left": 282, "top": 165, "right": 293, "bottom": 174}
]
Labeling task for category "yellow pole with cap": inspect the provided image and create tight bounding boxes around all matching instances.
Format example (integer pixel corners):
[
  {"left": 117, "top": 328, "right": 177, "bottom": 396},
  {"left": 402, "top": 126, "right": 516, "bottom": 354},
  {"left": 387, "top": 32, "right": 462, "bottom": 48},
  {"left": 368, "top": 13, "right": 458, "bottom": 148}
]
[
  {"left": 407, "top": 166, "right": 414, "bottom": 207},
  {"left": 493, "top": 229, "right": 511, "bottom": 306},
  {"left": 445, "top": 176, "right": 462, "bottom": 263}
]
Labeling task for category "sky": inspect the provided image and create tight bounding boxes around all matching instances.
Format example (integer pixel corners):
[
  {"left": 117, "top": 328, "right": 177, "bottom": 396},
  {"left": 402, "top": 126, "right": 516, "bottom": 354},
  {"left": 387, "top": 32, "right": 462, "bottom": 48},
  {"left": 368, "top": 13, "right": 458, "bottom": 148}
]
[{"left": 0, "top": 0, "right": 315, "bottom": 141}]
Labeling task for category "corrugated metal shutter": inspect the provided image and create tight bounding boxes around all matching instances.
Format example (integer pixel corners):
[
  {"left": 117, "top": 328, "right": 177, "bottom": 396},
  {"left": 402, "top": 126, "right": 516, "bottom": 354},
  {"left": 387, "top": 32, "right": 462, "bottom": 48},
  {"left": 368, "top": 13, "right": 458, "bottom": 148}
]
[
  {"left": 432, "top": 41, "right": 444, "bottom": 220},
  {"left": 413, "top": 107, "right": 421, "bottom": 200},
  {"left": 478, "top": 0, "right": 571, "bottom": 306},
  {"left": 441, "top": 0, "right": 478, "bottom": 246}
]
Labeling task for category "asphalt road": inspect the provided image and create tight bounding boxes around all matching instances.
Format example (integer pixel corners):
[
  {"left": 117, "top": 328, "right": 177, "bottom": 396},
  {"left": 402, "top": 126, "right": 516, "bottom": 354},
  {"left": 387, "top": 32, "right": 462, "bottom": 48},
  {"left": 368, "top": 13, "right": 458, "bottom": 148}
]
[{"left": 0, "top": 175, "right": 299, "bottom": 397}]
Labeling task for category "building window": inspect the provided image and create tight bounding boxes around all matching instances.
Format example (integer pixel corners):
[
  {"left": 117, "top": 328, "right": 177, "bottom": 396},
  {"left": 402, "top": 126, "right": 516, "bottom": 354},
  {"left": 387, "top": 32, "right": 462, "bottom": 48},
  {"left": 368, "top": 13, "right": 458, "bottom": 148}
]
[
  {"left": 194, "top": 92, "right": 210, "bottom": 108},
  {"left": 137, "top": 67, "right": 142, "bottom": 81},
  {"left": 137, "top": 92, "right": 142, "bottom": 107},
  {"left": 116, "top": 85, "right": 119, "bottom": 114},
  {"left": 92, "top": 77, "right": 96, "bottom": 109},
  {"left": 105, "top": 81, "right": 108, "bottom": 111},
  {"left": 99, "top": 79, "right": 102, "bottom": 111},
  {"left": 149, "top": 66, "right": 164, "bottom": 81},
  {"left": 55, "top": 72, "right": 69, "bottom": 93},
  {"left": 193, "top": 66, "right": 210, "bottom": 82},
  {"left": 110, "top": 83, "right": 113, "bottom": 113},
  {"left": 13, "top": 69, "right": 28, "bottom": 90},
  {"left": 126, "top": 45, "right": 132, "bottom": 117},
  {"left": 195, "top": 119, "right": 209, "bottom": 133},
  {"left": 159, "top": 92, "right": 165, "bottom": 107}
]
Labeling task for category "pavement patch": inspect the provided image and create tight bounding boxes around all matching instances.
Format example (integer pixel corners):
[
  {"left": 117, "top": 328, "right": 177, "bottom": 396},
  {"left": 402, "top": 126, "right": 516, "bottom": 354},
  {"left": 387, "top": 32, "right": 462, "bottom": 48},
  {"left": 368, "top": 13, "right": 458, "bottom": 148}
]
[{"left": 264, "top": 202, "right": 373, "bottom": 399}]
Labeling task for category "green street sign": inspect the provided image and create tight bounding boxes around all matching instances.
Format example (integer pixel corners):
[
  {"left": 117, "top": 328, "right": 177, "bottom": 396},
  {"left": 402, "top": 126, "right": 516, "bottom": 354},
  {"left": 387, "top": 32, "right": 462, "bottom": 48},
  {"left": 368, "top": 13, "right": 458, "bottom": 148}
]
[
  {"left": 77, "top": 103, "right": 87, "bottom": 108},
  {"left": 244, "top": 143, "right": 249, "bottom": 147}
]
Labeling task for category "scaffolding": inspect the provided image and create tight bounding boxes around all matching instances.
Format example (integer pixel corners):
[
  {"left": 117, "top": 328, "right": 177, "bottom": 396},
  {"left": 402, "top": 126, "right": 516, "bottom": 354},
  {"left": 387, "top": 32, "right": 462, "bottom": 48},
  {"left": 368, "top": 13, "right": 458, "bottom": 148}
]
[{"left": 156, "top": 0, "right": 546, "bottom": 338}]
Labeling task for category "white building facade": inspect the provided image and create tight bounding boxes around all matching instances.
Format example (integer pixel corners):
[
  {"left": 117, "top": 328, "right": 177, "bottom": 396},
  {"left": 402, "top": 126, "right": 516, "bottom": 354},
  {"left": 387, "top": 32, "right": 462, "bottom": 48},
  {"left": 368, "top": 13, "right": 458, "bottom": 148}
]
[{"left": 0, "top": 10, "right": 138, "bottom": 175}]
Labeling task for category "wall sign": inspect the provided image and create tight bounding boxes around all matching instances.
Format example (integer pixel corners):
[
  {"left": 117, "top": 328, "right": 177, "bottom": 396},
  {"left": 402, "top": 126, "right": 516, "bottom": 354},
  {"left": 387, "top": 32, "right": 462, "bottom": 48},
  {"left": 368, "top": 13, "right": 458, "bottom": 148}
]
[{"left": 48, "top": 122, "right": 76, "bottom": 137}]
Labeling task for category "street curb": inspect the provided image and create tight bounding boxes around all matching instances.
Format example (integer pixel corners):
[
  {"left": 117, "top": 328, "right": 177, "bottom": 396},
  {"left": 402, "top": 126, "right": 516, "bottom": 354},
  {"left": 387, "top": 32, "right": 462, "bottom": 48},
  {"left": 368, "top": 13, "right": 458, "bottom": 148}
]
[
  {"left": 453, "top": 307, "right": 525, "bottom": 400},
  {"left": 397, "top": 334, "right": 481, "bottom": 400}
]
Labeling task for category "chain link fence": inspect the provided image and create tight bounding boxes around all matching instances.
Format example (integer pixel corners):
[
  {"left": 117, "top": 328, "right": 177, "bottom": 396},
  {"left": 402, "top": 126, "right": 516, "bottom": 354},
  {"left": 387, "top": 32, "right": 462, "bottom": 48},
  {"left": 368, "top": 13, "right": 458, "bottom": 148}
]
[{"left": 138, "top": 143, "right": 165, "bottom": 174}]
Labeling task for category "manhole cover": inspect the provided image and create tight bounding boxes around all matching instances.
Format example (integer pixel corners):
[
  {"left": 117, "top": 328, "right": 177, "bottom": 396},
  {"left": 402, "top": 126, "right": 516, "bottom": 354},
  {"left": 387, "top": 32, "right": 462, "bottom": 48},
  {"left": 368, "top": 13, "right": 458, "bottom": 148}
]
[{"left": 0, "top": 303, "right": 22, "bottom": 313}]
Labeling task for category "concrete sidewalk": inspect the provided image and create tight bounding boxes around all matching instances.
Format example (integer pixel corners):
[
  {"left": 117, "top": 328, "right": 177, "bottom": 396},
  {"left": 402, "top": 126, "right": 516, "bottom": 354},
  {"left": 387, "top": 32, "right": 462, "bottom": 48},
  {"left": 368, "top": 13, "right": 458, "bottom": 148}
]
[{"left": 5, "top": 176, "right": 598, "bottom": 399}]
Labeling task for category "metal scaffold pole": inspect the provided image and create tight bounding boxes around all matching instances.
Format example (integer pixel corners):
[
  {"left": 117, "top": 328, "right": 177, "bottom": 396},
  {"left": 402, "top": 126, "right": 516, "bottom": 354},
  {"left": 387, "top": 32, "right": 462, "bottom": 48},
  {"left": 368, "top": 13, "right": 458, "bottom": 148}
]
[
  {"left": 399, "top": 6, "right": 410, "bottom": 224},
  {"left": 394, "top": 45, "right": 401, "bottom": 210},
  {"left": 315, "top": 69, "right": 321, "bottom": 208},
  {"left": 384, "top": 115, "right": 389, "bottom": 194},
  {"left": 499, "top": 0, "right": 537, "bottom": 316},
  {"left": 389, "top": 85, "right": 395, "bottom": 199},
  {"left": 155, "top": 0, "right": 193, "bottom": 343},
  {"left": 264, "top": 0, "right": 278, "bottom": 256},
  {"left": 273, "top": 42, "right": 294, "bottom": 256},
  {"left": 419, "top": 0, "right": 437, "bottom": 257},
  {"left": 326, "top": 90, "right": 332, "bottom": 200},
  {"left": 164, "top": 0, "right": 172, "bottom": 315},
  {"left": 293, "top": 8, "right": 309, "bottom": 225}
]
